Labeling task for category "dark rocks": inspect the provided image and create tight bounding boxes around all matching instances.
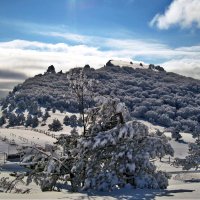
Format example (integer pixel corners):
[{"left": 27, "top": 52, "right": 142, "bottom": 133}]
[{"left": 47, "top": 65, "right": 56, "bottom": 73}]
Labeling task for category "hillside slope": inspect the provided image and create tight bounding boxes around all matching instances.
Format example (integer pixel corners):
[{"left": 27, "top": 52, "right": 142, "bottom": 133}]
[{"left": 1, "top": 61, "right": 200, "bottom": 133}]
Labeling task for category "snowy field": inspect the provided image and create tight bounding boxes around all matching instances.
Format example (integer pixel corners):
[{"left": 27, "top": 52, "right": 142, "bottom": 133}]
[
  {"left": 37, "top": 109, "right": 83, "bottom": 136},
  {"left": 0, "top": 120, "right": 200, "bottom": 199},
  {"left": 0, "top": 128, "right": 56, "bottom": 148}
]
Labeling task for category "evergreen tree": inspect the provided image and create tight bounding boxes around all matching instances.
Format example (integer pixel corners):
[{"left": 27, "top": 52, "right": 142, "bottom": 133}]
[
  {"left": 17, "top": 114, "right": 25, "bottom": 125},
  {"left": 8, "top": 100, "right": 16, "bottom": 112},
  {"left": 0, "top": 116, "right": 6, "bottom": 126},
  {"left": 42, "top": 111, "right": 50, "bottom": 121},
  {"left": 52, "top": 107, "right": 56, "bottom": 113},
  {"left": 69, "top": 115, "right": 77, "bottom": 127},
  {"left": 16, "top": 100, "right": 26, "bottom": 112},
  {"left": 158, "top": 114, "right": 172, "bottom": 127},
  {"left": 2, "top": 109, "right": 8, "bottom": 118},
  {"left": 25, "top": 114, "right": 33, "bottom": 127},
  {"left": 46, "top": 106, "right": 51, "bottom": 111},
  {"left": 32, "top": 116, "right": 39, "bottom": 128},
  {"left": 77, "top": 116, "right": 83, "bottom": 127},
  {"left": 193, "top": 125, "right": 200, "bottom": 140},
  {"left": 174, "top": 124, "right": 200, "bottom": 170},
  {"left": 8, "top": 113, "right": 18, "bottom": 127},
  {"left": 63, "top": 115, "right": 70, "bottom": 126},
  {"left": 175, "top": 139, "right": 200, "bottom": 170},
  {"left": 70, "top": 127, "right": 78, "bottom": 136},
  {"left": 59, "top": 106, "right": 64, "bottom": 113},
  {"left": 171, "top": 126, "right": 182, "bottom": 141},
  {"left": 71, "top": 97, "right": 174, "bottom": 191},
  {"left": 48, "top": 119, "right": 63, "bottom": 132},
  {"left": 22, "top": 98, "right": 174, "bottom": 192},
  {"left": 29, "top": 101, "right": 39, "bottom": 115},
  {"left": 37, "top": 109, "right": 43, "bottom": 118}
]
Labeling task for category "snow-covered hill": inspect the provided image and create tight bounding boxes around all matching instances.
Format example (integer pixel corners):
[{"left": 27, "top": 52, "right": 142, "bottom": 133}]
[{"left": 2, "top": 62, "right": 200, "bottom": 134}]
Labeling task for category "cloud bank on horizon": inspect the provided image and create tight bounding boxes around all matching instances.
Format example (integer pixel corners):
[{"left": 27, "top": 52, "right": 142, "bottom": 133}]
[
  {"left": 0, "top": 35, "right": 200, "bottom": 78},
  {"left": 0, "top": 0, "right": 200, "bottom": 97}
]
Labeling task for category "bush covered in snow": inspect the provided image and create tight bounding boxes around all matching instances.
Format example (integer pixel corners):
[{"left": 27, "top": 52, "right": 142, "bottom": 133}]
[{"left": 21, "top": 98, "right": 174, "bottom": 192}]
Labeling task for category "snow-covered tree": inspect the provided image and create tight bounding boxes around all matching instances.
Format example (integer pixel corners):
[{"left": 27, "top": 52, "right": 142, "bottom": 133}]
[
  {"left": 20, "top": 146, "right": 61, "bottom": 191},
  {"left": 21, "top": 97, "right": 174, "bottom": 192},
  {"left": 193, "top": 125, "right": 200, "bottom": 140},
  {"left": 171, "top": 126, "right": 182, "bottom": 141},
  {"left": 71, "top": 97, "right": 174, "bottom": 191},
  {"left": 158, "top": 114, "right": 172, "bottom": 127},
  {"left": 68, "top": 69, "right": 95, "bottom": 135},
  {"left": 174, "top": 125, "right": 200, "bottom": 170},
  {"left": 174, "top": 139, "right": 200, "bottom": 170}
]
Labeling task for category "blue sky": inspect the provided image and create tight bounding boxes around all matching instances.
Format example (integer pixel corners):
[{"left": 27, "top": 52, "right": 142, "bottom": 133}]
[
  {"left": 0, "top": 0, "right": 200, "bottom": 96},
  {"left": 1, "top": 0, "right": 199, "bottom": 46}
]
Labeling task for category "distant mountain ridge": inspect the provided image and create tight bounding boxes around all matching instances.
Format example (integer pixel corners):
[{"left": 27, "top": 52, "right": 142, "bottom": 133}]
[{"left": 1, "top": 60, "right": 200, "bottom": 134}]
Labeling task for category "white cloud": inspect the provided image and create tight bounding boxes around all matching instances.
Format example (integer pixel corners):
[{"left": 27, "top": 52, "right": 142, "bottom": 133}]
[
  {"left": 38, "top": 31, "right": 87, "bottom": 43},
  {"left": 0, "top": 38, "right": 170, "bottom": 77},
  {"left": 36, "top": 31, "right": 190, "bottom": 59},
  {"left": 150, "top": 0, "right": 200, "bottom": 29},
  {"left": 0, "top": 39, "right": 129, "bottom": 77},
  {"left": 0, "top": 34, "right": 200, "bottom": 79},
  {"left": 161, "top": 58, "right": 200, "bottom": 79}
]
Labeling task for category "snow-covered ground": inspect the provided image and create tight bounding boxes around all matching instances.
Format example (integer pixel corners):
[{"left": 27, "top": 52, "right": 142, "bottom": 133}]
[
  {"left": 0, "top": 120, "right": 200, "bottom": 199},
  {"left": 0, "top": 128, "right": 56, "bottom": 148},
  {"left": 110, "top": 60, "right": 149, "bottom": 69},
  {"left": 0, "top": 140, "right": 17, "bottom": 155},
  {"left": 38, "top": 109, "right": 83, "bottom": 135},
  {"left": 0, "top": 108, "right": 83, "bottom": 142}
]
